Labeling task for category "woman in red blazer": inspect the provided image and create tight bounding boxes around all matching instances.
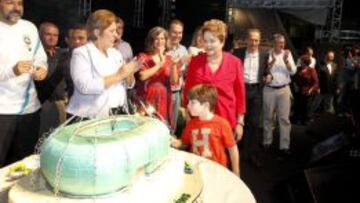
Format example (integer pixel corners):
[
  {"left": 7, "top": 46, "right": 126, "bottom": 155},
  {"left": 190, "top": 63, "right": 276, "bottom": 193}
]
[{"left": 183, "top": 19, "right": 246, "bottom": 142}]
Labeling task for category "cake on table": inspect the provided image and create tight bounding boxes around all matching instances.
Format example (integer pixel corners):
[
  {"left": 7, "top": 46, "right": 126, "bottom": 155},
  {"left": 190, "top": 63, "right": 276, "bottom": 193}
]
[{"left": 8, "top": 115, "right": 204, "bottom": 202}]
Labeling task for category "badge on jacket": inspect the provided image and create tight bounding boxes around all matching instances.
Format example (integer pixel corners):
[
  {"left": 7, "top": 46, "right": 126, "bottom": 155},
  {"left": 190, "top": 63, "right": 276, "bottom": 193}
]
[{"left": 23, "top": 35, "right": 32, "bottom": 52}]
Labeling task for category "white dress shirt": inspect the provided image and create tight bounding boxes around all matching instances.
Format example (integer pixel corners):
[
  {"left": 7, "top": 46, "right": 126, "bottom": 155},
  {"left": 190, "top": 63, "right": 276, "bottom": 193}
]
[
  {"left": 327, "top": 63, "right": 332, "bottom": 74},
  {"left": 267, "top": 50, "right": 297, "bottom": 87},
  {"left": 243, "top": 51, "right": 260, "bottom": 84},
  {"left": 115, "top": 40, "right": 133, "bottom": 63}
]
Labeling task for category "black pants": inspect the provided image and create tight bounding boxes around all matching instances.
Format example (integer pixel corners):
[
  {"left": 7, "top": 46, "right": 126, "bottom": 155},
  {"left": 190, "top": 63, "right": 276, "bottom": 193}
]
[
  {"left": 240, "top": 84, "right": 263, "bottom": 159},
  {"left": 0, "top": 110, "right": 40, "bottom": 167},
  {"left": 293, "top": 92, "right": 311, "bottom": 123}
]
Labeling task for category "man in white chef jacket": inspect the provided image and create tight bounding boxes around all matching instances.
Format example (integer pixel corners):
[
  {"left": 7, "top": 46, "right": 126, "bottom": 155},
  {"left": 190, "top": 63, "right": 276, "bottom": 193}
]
[{"left": 0, "top": 0, "right": 48, "bottom": 167}]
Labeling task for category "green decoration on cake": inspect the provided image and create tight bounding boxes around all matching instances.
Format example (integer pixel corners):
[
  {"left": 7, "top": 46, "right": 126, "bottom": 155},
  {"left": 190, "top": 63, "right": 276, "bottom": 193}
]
[
  {"left": 174, "top": 193, "right": 191, "bottom": 203},
  {"left": 184, "top": 161, "right": 193, "bottom": 174}
]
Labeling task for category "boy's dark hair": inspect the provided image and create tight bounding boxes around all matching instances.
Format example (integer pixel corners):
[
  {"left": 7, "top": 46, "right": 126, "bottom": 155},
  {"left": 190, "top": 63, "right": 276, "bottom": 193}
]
[
  {"left": 71, "top": 23, "right": 87, "bottom": 31},
  {"left": 188, "top": 84, "right": 217, "bottom": 112}
]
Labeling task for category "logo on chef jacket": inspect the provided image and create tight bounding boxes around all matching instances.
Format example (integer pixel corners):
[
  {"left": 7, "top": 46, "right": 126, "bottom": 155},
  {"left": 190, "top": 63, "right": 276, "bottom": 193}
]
[{"left": 23, "top": 35, "right": 32, "bottom": 52}]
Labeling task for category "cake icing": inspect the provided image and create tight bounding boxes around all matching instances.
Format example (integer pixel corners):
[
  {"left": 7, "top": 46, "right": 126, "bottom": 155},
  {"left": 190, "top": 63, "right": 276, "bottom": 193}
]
[{"left": 40, "top": 115, "right": 170, "bottom": 197}]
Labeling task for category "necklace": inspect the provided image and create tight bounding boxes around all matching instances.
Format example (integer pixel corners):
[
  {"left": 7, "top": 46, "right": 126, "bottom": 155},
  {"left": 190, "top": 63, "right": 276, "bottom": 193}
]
[{"left": 207, "top": 55, "right": 222, "bottom": 70}]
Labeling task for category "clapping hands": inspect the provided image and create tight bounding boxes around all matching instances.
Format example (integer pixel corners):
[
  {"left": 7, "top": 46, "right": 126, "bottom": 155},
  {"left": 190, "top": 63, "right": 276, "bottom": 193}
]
[
  {"left": 283, "top": 49, "right": 290, "bottom": 63},
  {"left": 120, "top": 57, "right": 142, "bottom": 77},
  {"left": 153, "top": 54, "right": 164, "bottom": 67}
]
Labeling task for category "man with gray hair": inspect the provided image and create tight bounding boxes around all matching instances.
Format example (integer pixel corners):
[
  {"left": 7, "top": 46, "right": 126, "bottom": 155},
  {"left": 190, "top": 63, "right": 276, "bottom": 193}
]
[
  {"left": 37, "top": 21, "right": 66, "bottom": 103},
  {"left": 0, "top": 0, "right": 47, "bottom": 166},
  {"left": 263, "top": 33, "right": 296, "bottom": 158}
]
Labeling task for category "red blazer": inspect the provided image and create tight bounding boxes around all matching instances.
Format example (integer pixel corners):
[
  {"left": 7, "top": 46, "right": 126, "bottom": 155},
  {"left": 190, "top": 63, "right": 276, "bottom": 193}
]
[
  {"left": 184, "top": 52, "right": 246, "bottom": 128},
  {"left": 294, "top": 66, "right": 319, "bottom": 95}
]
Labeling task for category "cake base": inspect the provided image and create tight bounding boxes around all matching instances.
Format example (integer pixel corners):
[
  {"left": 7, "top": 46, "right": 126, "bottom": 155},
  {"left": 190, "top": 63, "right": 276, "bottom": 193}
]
[
  {"left": 8, "top": 150, "right": 256, "bottom": 203},
  {"left": 8, "top": 149, "right": 203, "bottom": 203}
]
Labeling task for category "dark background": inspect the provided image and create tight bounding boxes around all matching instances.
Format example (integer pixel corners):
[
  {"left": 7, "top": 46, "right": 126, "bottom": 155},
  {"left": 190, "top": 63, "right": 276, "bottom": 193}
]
[{"left": 22, "top": 0, "right": 359, "bottom": 53}]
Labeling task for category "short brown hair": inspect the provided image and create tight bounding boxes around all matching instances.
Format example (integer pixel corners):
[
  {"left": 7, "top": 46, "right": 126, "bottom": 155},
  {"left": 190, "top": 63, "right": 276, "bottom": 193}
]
[
  {"left": 168, "top": 19, "right": 184, "bottom": 29},
  {"left": 67, "top": 24, "right": 86, "bottom": 37},
  {"left": 144, "top": 26, "right": 168, "bottom": 54},
  {"left": 86, "top": 9, "right": 116, "bottom": 41},
  {"left": 247, "top": 28, "right": 261, "bottom": 39},
  {"left": 202, "top": 19, "right": 227, "bottom": 43},
  {"left": 188, "top": 84, "right": 218, "bottom": 112},
  {"left": 39, "top": 22, "right": 59, "bottom": 36}
]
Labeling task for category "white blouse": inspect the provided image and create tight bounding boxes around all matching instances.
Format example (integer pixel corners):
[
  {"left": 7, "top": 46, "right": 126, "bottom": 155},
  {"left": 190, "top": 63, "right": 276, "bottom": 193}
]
[{"left": 67, "top": 42, "right": 128, "bottom": 118}]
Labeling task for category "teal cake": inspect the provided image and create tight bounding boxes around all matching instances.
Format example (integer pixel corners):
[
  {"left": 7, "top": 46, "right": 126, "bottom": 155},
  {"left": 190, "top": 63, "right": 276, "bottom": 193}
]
[{"left": 40, "top": 115, "right": 170, "bottom": 197}]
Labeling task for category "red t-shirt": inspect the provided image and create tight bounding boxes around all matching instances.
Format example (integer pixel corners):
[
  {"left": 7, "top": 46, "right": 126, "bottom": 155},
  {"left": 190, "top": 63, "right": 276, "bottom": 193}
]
[
  {"left": 181, "top": 115, "right": 236, "bottom": 167},
  {"left": 183, "top": 52, "right": 246, "bottom": 127}
]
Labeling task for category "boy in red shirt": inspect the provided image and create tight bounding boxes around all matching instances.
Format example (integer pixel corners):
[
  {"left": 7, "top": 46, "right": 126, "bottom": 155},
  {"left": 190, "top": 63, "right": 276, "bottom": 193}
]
[{"left": 172, "top": 84, "right": 240, "bottom": 176}]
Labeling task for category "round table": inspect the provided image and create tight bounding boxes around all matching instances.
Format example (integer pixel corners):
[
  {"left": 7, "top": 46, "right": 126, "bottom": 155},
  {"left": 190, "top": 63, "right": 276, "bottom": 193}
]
[{"left": 8, "top": 149, "right": 256, "bottom": 203}]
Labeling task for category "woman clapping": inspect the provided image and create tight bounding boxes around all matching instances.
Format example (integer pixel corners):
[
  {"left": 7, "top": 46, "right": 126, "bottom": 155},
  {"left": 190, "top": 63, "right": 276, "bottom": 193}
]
[{"left": 66, "top": 10, "right": 139, "bottom": 120}]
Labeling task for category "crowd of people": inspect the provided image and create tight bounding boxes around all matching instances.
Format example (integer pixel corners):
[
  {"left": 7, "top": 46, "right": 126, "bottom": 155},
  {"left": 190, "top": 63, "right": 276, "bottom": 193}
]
[{"left": 1, "top": 0, "right": 360, "bottom": 179}]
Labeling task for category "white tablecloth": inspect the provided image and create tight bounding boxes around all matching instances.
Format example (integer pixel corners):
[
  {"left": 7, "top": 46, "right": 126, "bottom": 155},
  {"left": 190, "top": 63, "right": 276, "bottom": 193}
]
[
  {"left": 0, "top": 155, "right": 39, "bottom": 203},
  {"left": 6, "top": 150, "right": 256, "bottom": 203}
]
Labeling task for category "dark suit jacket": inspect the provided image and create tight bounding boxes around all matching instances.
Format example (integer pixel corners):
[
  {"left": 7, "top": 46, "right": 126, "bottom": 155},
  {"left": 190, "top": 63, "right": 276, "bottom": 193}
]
[
  {"left": 233, "top": 48, "right": 269, "bottom": 128},
  {"left": 232, "top": 48, "right": 270, "bottom": 86},
  {"left": 35, "top": 48, "right": 67, "bottom": 103},
  {"left": 317, "top": 60, "right": 339, "bottom": 95}
]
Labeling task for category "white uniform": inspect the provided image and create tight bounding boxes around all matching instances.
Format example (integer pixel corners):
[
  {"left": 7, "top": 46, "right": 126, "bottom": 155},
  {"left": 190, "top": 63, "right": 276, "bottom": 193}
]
[
  {"left": 0, "top": 19, "right": 47, "bottom": 167},
  {"left": 0, "top": 19, "right": 47, "bottom": 114}
]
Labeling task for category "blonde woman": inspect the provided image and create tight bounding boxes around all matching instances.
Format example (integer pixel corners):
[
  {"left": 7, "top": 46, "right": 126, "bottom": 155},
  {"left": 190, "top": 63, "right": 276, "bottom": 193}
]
[{"left": 67, "top": 9, "right": 139, "bottom": 120}]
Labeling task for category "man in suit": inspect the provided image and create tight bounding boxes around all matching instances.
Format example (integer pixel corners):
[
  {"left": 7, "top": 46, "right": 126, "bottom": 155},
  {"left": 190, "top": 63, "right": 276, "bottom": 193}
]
[
  {"left": 233, "top": 29, "right": 270, "bottom": 166},
  {"left": 37, "top": 22, "right": 66, "bottom": 104},
  {"left": 317, "top": 50, "right": 339, "bottom": 113}
]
